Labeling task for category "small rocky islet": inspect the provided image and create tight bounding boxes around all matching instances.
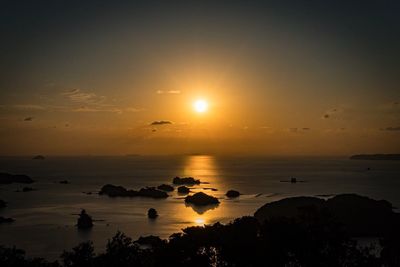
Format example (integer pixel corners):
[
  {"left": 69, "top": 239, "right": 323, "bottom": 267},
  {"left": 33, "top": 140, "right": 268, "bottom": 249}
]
[
  {"left": 0, "top": 172, "right": 34, "bottom": 184},
  {"left": 76, "top": 209, "right": 93, "bottom": 229},
  {"left": 177, "top": 186, "right": 190, "bottom": 194}
]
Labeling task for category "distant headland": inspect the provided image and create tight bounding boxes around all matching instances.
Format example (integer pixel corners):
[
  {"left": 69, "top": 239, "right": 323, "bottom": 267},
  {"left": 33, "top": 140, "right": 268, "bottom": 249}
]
[{"left": 350, "top": 154, "right": 400, "bottom": 160}]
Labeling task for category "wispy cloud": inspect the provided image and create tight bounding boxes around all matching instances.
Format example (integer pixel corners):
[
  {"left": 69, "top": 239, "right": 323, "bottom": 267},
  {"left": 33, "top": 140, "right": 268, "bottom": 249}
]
[
  {"left": 156, "top": 90, "right": 181, "bottom": 94},
  {"left": 62, "top": 88, "right": 106, "bottom": 104},
  {"left": 0, "top": 104, "right": 46, "bottom": 111}
]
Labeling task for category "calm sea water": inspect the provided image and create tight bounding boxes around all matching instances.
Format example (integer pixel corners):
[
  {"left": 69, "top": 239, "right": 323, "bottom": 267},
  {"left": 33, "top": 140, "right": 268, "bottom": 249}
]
[{"left": 0, "top": 155, "right": 399, "bottom": 260}]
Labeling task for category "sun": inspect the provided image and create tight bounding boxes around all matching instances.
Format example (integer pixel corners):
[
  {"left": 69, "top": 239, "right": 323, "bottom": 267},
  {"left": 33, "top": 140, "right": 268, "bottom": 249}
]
[{"left": 193, "top": 99, "right": 208, "bottom": 113}]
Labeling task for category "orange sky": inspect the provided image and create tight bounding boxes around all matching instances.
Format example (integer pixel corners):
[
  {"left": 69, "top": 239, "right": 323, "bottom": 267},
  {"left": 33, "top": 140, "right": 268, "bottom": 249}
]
[{"left": 0, "top": 1, "right": 399, "bottom": 156}]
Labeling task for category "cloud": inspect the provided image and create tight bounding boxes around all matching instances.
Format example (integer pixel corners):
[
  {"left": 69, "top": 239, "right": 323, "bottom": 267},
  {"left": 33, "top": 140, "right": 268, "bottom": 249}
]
[
  {"left": 150, "top": 120, "right": 172, "bottom": 125},
  {"left": 156, "top": 90, "right": 181, "bottom": 94},
  {"left": 0, "top": 104, "right": 46, "bottom": 111},
  {"left": 302, "top": 127, "right": 311, "bottom": 130},
  {"left": 384, "top": 126, "right": 400, "bottom": 131},
  {"left": 125, "top": 107, "right": 144, "bottom": 112},
  {"left": 62, "top": 88, "right": 105, "bottom": 104},
  {"left": 24, "top": 117, "right": 34, "bottom": 121}
]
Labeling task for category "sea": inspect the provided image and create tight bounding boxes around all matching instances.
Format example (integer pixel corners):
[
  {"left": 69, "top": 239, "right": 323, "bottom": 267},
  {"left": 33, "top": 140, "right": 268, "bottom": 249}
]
[{"left": 0, "top": 155, "right": 399, "bottom": 260}]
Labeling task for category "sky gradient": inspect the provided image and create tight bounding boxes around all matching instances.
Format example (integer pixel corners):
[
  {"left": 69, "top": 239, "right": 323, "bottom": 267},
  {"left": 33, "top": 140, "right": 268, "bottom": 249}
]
[{"left": 0, "top": 0, "right": 399, "bottom": 155}]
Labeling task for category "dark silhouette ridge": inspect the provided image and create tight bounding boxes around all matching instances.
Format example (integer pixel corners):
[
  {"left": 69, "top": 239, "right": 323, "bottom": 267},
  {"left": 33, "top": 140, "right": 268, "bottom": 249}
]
[
  {"left": 59, "top": 180, "right": 69, "bottom": 184},
  {"left": 226, "top": 190, "right": 240, "bottom": 198},
  {"left": 177, "top": 186, "right": 190, "bottom": 194},
  {"left": 350, "top": 154, "right": 400, "bottom": 160},
  {"left": 172, "top": 176, "right": 200, "bottom": 185},
  {"left": 185, "top": 192, "right": 219, "bottom": 206},
  {"left": 255, "top": 194, "right": 400, "bottom": 237},
  {"left": 0, "top": 173, "right": 34, "bottom": 184},
  {"left": 99, "top": 184, "right": 168, "bottom": 199},
  {"left": 32, "top": 155, "right": 45, "bottom": 160},
  {"left": 157, "top": 184, "right": 174, "bottom": 192},
  {"left": 147, "top": 208, "right": 158, "bottom": 219},
  {"left": 77, "top": 209, "right": 93, "bottom": 230}
]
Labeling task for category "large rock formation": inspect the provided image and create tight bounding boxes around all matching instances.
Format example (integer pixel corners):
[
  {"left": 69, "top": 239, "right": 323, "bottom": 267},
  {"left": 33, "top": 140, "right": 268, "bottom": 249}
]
[
  {"left": 254, "top": 194, "right": 400, "bottom": 237},
  {"left": 99, "top": 184, "right": 168, "bottom": 198},
  {"left": 32, "top": 155, "right": 45, "bottom": 160},
  {"left": 0, "top": 173, "right": 34, "bottom": 184},
  {"left": 172, "top": 176, "right": 200, "bottom": 185},
  {"left": 185, "top": 192, "right": 219, "bottom": 206},
  {"left": 0, "top": 199, "right": 6, "bottom": 208}
]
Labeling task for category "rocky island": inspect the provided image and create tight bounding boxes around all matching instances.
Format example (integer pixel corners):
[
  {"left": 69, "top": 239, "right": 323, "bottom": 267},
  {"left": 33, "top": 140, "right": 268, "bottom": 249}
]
[
  {"left": 185, "top": 192, "right": 219, "bottom": 206},
  {"left": 99, "top": 184, "right": 168, "bottom": 198},
  {"left": 0, "top": 173, "right": 34, "bottom": 184},
  {"left": 172, "top": 176, "right": 201, "bottom": 185},
  {"left": 350, "top": 154, "right": 400, "bottom": 160}
]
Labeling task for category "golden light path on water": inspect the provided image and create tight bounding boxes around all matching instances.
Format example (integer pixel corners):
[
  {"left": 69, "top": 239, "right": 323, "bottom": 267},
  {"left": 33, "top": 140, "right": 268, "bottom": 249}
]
[{"left": 181, "top": 155, "right": 220, "bottom": 226}]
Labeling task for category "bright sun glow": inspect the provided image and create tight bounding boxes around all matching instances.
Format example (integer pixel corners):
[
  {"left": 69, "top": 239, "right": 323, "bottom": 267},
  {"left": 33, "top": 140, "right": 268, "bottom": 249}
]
[{"left": 193, "top": 99, "right": 208, "bottom": 113}]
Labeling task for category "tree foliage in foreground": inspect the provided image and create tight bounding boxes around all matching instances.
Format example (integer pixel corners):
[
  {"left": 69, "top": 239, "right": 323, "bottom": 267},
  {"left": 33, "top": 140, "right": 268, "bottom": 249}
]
[{"left": 1, "top": 210, "right": 400, "bottom": 267}]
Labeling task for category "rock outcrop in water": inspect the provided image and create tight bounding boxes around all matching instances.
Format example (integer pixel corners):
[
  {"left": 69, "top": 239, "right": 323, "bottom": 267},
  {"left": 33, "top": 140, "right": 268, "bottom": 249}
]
[
  {"left": 0, "top": 173, "right": 34, "bottom": 184},
  {"left": 77, "top": 209, "right": 93, "bottom": 229},
  {"left": 0, "top": 199, "right": 6, "bottom": 208},
  {"left": 254, "top": 193, "right": 400, "bottom": 236},
  {"left": 59, "top": 180, "right": 70, "bottom": 184},
  {"left": 147, "top": 208, "right": 158, "bottom": 219},
  {"left": 172, "top": 176, "right": 200, "bottom": 185},
  {"left": 226, "top": 190, "right": 240, "bottom": 198},
  {"left": 185, "top": 192, "right": 219, "bottom": 206},
  {"left": 157, "top": 184, "right": 174, "bottom": 192},
  {"left": 32, "top": 155, "right": 45, "bottom": 160},
  {"left": 0, "top": 217, "right": 15, "bottom": 223},
  {"left": 177, "top": 186, "right": 190, "bottom": 194},
  {"left": 99, "top": 184, "right": 168, "bottom": 198}
]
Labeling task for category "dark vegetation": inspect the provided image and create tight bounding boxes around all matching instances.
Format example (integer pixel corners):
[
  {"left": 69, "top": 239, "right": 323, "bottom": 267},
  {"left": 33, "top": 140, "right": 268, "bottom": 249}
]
[{"left": 1, "top": 210, "right": 400, "bottom": 267}]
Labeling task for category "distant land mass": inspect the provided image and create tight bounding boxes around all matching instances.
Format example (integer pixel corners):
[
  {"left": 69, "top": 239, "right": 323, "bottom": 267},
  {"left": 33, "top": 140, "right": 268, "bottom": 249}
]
[{"left": 350, "top": 154, "right": 400, "bottom": 160}]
